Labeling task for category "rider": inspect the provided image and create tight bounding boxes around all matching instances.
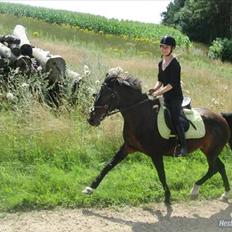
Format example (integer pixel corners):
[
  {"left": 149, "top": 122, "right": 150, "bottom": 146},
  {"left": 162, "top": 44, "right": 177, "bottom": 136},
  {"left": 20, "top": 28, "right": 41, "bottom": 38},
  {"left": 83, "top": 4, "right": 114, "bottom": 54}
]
[{"left": 149, "top": 35, "right": 187, "bottom": 157}]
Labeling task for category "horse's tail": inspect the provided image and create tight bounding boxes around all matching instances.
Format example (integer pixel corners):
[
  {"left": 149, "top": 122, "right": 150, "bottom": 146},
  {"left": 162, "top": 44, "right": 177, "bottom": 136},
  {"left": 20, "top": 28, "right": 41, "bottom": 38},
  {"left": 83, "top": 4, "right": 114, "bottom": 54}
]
[{"left": 221, "top": 112, "right": 232, "bottom": 150}]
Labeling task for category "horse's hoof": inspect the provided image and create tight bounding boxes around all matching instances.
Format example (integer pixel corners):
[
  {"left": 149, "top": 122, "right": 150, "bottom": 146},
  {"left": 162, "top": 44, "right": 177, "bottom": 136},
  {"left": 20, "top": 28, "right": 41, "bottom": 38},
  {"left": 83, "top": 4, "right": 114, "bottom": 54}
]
[
  {"left": 164, "top": 201, "right": 172, "bottom": 206},
  {"left": 190, "top": 183, "right": 200, "bottom": 200},
  {"left": 219, "top": 191, "right": 231, "bottom": 201},
  {"left": 82, "top": 186, "right": 94, "bottom": 195},
  {"left": 164, "top": 198, "right": 171, "bottom": 205},
  {"left": 190, "top": 194, "right": 198, "bottom": 200}
]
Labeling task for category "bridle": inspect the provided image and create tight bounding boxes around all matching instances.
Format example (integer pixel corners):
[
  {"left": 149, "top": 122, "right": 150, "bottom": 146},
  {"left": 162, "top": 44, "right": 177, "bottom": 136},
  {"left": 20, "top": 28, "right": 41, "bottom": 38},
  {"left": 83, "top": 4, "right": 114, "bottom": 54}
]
[
  {"left": 91, "top": 83, "right": 120, "bottom": 116},
  {"left": 91, "top": 83, "right": 149, "bottom": 117}
]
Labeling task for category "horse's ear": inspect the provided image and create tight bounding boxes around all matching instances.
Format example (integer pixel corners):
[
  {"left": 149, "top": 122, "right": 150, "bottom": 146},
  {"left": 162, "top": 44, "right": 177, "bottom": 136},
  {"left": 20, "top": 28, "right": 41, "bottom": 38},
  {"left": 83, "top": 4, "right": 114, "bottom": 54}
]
[
  {"left": 117, "top": 78, "right": 130, "bottom": 87},
  {"left": 122, "top": 80, "right": 131, "bottom": 87}
]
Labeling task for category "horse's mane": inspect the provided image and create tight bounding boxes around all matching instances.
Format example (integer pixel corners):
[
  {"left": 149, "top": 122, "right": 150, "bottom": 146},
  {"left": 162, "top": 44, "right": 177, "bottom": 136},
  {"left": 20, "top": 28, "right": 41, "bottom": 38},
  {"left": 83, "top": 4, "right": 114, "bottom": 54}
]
[{"left": 105, "top": 67, "right": 142, "bottom": 92}]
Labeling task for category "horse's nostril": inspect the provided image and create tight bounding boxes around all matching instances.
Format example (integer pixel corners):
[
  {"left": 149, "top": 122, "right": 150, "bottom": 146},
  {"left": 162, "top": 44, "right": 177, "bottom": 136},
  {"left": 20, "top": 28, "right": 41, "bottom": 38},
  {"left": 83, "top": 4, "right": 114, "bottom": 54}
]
[
  {"left": 87, "top": 117, "right": 92, "bottom": 124},
  {"left": 87, "top": 118, "right": 95, "bottom": 125},
  {"left": 87, "top": 117, "right": 100, "bottom": 126}
]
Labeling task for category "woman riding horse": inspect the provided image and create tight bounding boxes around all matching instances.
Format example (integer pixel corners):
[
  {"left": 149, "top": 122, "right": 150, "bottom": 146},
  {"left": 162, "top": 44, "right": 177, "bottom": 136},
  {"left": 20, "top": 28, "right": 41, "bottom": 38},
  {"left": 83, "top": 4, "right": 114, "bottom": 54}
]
[{"left": 83, "top": 67, "right": 232, "bottom": 204}]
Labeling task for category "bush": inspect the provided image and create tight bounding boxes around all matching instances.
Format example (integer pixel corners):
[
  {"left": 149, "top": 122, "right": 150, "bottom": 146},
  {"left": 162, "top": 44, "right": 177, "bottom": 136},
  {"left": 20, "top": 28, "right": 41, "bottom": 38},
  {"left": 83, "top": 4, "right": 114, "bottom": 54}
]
[
  {"left": 208, "top": 38, "right": 224, "bottom": 60},
  {"left": 208, "top": 38, "right": 232, "bottom": 62},
  {"left": 221, "top": 39, "right": 232, "bottom": 62}
]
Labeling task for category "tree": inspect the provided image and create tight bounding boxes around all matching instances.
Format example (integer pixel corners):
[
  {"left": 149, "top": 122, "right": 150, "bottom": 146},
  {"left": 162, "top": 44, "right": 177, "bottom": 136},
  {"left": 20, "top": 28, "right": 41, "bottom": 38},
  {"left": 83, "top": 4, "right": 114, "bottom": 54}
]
[
  {"left": 162, "top": 0, "right": 232, "bottom": 43},
  {"left": 161, "top": 0, "right": 186, "bottom": 28}
]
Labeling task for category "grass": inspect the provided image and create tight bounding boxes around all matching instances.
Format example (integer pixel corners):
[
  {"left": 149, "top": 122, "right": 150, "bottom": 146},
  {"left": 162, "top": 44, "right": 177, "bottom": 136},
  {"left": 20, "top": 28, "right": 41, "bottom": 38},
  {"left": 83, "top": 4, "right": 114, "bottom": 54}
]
[{"left": 0, "top": 14, "right": 232, "bottom": 212}]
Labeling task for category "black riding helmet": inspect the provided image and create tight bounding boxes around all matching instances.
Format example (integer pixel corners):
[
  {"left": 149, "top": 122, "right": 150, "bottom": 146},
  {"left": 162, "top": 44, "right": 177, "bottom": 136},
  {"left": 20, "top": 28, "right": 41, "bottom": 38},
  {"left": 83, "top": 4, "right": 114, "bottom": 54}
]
[{"left": 160, "top": 35, "right": 176, "bottom": 48}]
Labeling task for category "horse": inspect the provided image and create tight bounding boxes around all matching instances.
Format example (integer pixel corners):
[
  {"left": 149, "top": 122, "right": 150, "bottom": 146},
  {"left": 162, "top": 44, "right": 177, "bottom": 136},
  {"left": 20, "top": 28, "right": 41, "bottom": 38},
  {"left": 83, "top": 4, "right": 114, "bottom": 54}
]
[{"left": 83, "top": 67, "right": 232, "bottom": 204}]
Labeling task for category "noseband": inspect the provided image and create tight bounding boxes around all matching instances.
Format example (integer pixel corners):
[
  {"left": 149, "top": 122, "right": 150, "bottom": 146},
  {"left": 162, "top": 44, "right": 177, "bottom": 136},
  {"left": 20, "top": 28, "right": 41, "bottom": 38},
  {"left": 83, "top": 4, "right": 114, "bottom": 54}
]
[{"left": 92, "top": 83, "right": 120, "bottom": 116}]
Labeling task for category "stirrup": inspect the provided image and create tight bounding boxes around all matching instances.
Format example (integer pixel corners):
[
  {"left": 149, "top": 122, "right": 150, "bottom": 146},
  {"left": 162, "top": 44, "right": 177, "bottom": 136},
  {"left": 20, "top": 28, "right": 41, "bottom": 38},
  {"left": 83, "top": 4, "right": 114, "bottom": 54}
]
[{"left": 174, "top": 145, "right": 188, "bottom": 157}]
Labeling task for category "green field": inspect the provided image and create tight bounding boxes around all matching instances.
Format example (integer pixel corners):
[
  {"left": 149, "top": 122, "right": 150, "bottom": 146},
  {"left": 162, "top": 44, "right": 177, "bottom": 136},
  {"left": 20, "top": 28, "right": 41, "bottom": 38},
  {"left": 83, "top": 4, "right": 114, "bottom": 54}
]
[
  {"left": 0, "top": 11, "right": 232, "bottom": 212},
  {"left": 0, "top": 2, "right": 190, "bottom": 48}
]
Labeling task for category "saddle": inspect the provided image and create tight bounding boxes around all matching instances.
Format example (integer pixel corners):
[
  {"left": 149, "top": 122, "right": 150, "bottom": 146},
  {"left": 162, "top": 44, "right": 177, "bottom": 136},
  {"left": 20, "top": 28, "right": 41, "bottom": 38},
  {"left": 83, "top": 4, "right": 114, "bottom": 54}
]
[
  {"left": 164, "top": 96, "right": 194, "bottom": 134},
  {"left": 157, "top": 97, "right": 206, "bottom": 140}
]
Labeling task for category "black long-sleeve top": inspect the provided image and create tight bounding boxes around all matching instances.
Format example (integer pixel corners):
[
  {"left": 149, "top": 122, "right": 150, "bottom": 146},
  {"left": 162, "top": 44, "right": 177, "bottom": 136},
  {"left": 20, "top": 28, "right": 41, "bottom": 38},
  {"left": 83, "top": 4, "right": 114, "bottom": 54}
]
[{"left": 158, "top": 57, "right": 183, "bottom": 102}]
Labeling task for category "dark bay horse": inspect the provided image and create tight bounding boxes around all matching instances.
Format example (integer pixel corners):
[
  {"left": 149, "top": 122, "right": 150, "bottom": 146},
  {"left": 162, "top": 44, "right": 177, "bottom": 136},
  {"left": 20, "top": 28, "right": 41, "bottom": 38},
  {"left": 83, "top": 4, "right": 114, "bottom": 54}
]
[{"left": 83, "top": 67, "right": 232, "bottom": 204}]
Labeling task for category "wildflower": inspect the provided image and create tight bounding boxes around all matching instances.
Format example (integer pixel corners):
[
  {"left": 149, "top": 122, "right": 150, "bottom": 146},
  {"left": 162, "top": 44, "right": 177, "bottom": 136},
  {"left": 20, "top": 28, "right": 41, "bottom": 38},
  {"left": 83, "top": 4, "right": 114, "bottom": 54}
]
[
  {"left": 224, "top": 85, "right": 228, "bottom": 91},
  {"left": 84, "top": 65, "right": 91, "bottom": 76},
  {"left": 211, "top": 98, "right": 219, "bottom": 106},
  {"left": 37, "top": 66, "right": 43, "bottom": 72},
  {"left": 32, "top": 31, "right": 39, "bottom": 37},
  {"left": 6, "top": 92, "right": 14, "bottom": 101},
  {"left": 21, "top": 83, "right": 29, "bottom": 88}
]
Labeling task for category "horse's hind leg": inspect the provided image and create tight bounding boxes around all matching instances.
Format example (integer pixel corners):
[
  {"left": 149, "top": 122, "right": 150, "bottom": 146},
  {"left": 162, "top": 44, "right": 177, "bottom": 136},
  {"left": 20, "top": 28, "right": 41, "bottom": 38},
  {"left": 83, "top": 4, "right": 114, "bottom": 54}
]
[
  {"left": 191, "top": 143, "right": 230, "bottom": 199},
  {"left": 190, "top": 149, "right": 219, "bottom": 199},
  {"left": 216, "top": 158, "right": 231, "bottom": 200}
]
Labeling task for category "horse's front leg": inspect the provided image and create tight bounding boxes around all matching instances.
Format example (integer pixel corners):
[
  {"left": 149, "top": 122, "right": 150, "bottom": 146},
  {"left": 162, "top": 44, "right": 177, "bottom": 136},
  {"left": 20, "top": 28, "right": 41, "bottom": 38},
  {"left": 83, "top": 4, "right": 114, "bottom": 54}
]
[
  {"left": 82, "top": 143, "right": 132, "bottom": 194},
  {"left": 151, "top": 155, "right": 171, "bottom": 204}
]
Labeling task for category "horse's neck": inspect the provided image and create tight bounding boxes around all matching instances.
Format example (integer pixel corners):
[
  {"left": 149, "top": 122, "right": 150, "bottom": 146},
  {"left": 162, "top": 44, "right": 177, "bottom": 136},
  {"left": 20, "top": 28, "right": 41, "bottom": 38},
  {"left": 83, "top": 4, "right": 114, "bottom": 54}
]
[
  {"left": 119, "top": 92, "right": 145, "bottom": 108},
  {"left": 120, "top": 93, "right": 155, "bottom": 125},
  {"left": 120, "top": 92, "right": 147, "bottom": 108}
]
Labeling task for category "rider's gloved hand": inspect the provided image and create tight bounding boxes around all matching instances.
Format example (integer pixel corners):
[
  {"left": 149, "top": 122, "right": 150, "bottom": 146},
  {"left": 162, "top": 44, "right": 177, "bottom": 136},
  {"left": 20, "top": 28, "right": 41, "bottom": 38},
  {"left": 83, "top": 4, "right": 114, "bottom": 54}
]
[{"left": 148, "top": 89, "right": 155, "bottom": 95}]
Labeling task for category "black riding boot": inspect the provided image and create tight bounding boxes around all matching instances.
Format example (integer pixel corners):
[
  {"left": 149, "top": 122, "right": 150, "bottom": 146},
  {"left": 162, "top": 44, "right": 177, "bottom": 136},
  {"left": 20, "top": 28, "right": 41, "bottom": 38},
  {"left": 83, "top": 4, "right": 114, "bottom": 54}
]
[{"left": 175, "top": 125, "right": 188, "bottom": 157}]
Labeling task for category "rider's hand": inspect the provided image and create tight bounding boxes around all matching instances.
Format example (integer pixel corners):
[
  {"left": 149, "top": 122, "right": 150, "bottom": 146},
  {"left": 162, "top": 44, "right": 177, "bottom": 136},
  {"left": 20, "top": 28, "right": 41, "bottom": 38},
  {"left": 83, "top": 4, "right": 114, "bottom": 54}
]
[{"left": 148, "top": 89, "right": 155, "bottom": 95}]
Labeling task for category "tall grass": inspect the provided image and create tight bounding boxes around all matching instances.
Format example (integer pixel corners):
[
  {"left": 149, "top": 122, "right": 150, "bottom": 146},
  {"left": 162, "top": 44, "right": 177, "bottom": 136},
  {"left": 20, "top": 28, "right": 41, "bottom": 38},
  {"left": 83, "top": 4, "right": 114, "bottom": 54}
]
[{"left": 0, "top": 14, "right": 231, "bottom": 212}]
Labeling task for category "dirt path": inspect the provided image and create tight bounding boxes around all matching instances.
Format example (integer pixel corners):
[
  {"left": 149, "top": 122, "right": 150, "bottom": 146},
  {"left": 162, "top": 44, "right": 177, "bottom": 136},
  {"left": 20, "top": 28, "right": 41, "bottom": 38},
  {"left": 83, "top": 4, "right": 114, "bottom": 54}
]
[{"left": 0, "top": 200, "right": 231, "bottom": 232}]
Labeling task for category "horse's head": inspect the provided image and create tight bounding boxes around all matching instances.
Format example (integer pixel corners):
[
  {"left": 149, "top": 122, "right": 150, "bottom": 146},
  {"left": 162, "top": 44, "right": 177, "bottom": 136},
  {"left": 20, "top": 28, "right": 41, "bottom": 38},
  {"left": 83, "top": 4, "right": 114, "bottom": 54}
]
[{"left": 88, "top": 67, "right": 142, "bottom": 126}]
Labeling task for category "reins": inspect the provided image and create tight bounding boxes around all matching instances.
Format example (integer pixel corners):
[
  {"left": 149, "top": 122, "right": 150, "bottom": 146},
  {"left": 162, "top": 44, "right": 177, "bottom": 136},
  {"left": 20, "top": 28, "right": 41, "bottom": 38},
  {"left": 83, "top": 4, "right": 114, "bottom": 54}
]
[
  {"left": 106, "top": 98, "right": 150, "bottom": 116},
  {"left": 93, "top": 82, "right": 151, "bottom": 117}
]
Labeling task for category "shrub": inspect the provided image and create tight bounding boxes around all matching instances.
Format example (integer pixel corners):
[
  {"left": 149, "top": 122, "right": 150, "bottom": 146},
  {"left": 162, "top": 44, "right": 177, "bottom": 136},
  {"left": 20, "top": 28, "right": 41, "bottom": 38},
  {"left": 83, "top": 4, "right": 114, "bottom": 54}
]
[
  {"left": 208, "top": 38, "right": 224, "bottom": 60},
  {"left": 221, "top": 38, "right": 232, "bottom": 62},
  {"left": 208, "top": 38, "right": 232, "bottom": 62}
]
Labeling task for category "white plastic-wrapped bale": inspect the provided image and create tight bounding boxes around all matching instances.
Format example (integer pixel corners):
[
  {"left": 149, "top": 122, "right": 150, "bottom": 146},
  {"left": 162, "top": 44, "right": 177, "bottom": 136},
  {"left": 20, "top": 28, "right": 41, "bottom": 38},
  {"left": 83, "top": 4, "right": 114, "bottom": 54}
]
[
  {"left": 0, "top": 42, "right": 13, "bottom": 59},
  {"left": 32, "top": 47, "right": 66, "bottom": 84},
  {"left": 13, "top": 25, "right": 32, "bottom": 57}
]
